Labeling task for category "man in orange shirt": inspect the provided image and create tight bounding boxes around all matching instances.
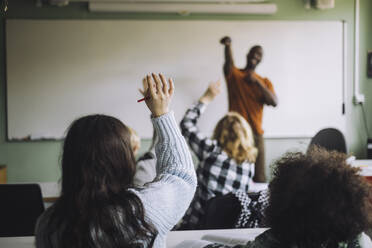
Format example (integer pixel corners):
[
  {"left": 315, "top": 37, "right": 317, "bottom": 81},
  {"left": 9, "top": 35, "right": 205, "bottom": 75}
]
[{"left": 220, "top": 36, "right": 278, "bottom": 182}]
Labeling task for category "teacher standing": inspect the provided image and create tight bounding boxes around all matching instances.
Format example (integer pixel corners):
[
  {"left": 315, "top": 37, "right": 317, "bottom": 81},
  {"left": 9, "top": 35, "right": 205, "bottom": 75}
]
[{"left": 220, "top": 36, "right": 278, "bottom": 182}]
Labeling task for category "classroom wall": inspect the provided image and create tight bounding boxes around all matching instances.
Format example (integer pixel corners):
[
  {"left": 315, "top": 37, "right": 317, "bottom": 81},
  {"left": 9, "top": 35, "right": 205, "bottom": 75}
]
[{"left": 0, "top": 0, "right": 371, "bottom": 182}]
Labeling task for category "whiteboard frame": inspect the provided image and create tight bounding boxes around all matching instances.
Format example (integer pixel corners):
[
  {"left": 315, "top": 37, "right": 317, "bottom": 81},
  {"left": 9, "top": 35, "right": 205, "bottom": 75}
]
[{"left": 5, "top": 19, "right": 346, "bottom": 141}]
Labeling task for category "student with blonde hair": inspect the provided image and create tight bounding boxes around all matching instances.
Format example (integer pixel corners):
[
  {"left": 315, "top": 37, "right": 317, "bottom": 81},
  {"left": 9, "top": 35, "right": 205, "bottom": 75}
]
[
  {"left": 213, "top": 112, "right": 257, "bottom": 164},
  {"left": 177, "top": 81, "right": 257, "bottom": 230},
  {"left": 128, "top": 127, "right": 141, "bottom": 155}
]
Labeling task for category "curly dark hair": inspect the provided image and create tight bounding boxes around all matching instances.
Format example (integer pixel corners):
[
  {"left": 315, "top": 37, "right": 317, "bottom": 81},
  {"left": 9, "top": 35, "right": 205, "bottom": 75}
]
[{"left": 265, "top": 146, "right": 372, "bottom": 248}]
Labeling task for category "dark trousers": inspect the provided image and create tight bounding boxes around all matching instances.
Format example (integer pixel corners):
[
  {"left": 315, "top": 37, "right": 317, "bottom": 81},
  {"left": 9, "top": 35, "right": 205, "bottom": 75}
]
[{"left": 253, "top": 134, "right": 266, "bottom": 182}]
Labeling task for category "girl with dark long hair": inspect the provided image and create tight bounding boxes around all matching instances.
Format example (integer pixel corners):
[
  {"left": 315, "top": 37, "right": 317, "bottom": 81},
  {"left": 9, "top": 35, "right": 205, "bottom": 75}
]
[{"left": 35, "top": 73, "right": 197, "bottom": 248}]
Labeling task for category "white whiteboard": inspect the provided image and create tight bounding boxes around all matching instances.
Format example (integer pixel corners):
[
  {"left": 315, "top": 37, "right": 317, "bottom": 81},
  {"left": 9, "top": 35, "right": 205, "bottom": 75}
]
[{"left": 6, "top": 20, "right": 345, "bottom": 139}]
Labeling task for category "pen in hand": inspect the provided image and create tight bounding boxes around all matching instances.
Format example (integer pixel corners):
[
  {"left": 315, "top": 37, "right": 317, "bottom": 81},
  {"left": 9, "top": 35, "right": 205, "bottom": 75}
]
[
  {"left": 137, "top": 73, "right": 173, "bottom": 105},
  {"left": 137, "top": 96, "right": 150, "bottom": 103}
]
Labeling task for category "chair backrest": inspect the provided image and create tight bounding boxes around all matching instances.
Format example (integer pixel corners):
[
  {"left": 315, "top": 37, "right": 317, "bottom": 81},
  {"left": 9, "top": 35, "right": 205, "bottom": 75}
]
[
  {"left": 308, "top": 128, "right": 347, "bottom": 154},
  {"left": 0, "top": 184, "right": 45, "bottom": 237},
  {"left": 200, "top": 193, "right": 241, "bottom": 229}
]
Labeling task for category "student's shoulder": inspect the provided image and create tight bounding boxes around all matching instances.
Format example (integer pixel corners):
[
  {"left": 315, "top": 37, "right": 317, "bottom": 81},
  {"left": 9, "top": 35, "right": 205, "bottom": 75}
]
[
  {"left": 226, "top": 65, "right": 242, "bottom": 77},
  {"left": 232, "top": 66, "right": 246, "bottom": 75},
  {"left": 254, "top": 73, "right": 273, "bottom": 87},
  {"left": 350, "top": 232, "right": 372, "bottom": 248},
  {"left": 137, "top": 151, "right": 156, "bottom": 162},
  {"left": 40, "top": 204, "right": 55, "bottom": 219},
  {"left": 203, "top": 146, "right": 227, "bottom": 161}
]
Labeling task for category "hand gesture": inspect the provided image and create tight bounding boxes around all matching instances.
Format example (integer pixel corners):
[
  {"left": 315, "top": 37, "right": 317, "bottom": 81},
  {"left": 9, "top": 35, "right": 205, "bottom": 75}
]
[
  {"left": 220, "top": 36, "right": 231, "bottom": 45},
  {"left": 142, "top": 73, "right": 174, "bottom": 117},
  {"left": 245, "top": 71, "right": 258, "bottom": 84},
  {"left": 199, "top": 80, "right": 221, "bottom": 104},
  {"left": 139, "top": 78, "right": 148, "bottom": 97}
]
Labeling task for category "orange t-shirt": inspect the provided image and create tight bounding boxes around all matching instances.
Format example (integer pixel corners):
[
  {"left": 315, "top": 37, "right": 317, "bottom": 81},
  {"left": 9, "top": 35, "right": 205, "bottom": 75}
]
[{"left": 226, "top": 66, "right": 275, "bottom": 135}]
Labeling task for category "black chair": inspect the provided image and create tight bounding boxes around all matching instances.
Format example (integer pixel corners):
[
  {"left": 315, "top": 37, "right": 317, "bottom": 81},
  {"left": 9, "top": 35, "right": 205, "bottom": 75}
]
[
  {"left": 308, "top": 128, "right": 347, "bottom": 154},
  {"left": 0, "top": 184, "right": 45, "bottom": 237},
  {"left": 200, "top": 193, "right": 241, "bottom": 229}
]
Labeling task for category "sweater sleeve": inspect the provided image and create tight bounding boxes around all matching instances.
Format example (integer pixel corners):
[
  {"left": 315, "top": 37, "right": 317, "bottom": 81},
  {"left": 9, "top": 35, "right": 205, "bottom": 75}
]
[
  {"left": 180, "top": 102, "right": 218, "bottom": 161},
  {"left": 131, "top": 111, "right": 197, "bottom": 236}
]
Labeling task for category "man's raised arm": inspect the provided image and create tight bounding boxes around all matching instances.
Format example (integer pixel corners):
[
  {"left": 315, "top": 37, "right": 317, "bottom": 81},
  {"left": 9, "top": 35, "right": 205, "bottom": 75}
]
[{"left": 220, "top": 36, "right": 234, "bottom": 76}]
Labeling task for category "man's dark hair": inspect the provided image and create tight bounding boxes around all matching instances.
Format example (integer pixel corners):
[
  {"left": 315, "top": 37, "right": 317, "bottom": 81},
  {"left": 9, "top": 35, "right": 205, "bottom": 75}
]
[
  {"left": 249, "top": 45, "right": 262, "bottom": 53},
  {"left": 265, "top": 146, "right": 372, "bottom": 247}
]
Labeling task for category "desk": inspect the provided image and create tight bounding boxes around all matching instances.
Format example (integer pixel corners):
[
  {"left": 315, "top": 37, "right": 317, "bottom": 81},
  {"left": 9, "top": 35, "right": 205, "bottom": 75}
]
[
  {"left": 0, "top": 228, "right": 267, "bottom": 248},
  {"left": 351, "top": 160, "right": 372, "bottom": 186},
  {"left": 351, "top": 159, "right": 372, "bottom": 167},
  {"left": 167, "top": 228, "right": 267, "bottom": 248},
  {"left": 351, "top": 160, "right": 372, "bottom": 176},
  {"left": 38, "top": 182, "right": 59, "bottom": 203},
  {"left": 0, "top": 236, "right": 34, "bottom": 248}
]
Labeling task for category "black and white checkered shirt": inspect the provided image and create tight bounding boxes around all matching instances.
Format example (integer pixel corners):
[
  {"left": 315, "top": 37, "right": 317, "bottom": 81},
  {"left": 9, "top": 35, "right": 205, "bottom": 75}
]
[
  {"left": 177, "top": 102, "right": 255, "bottom": 230},
  {"left": 233, "top": 189, "right": 269, "bottom": 228}
]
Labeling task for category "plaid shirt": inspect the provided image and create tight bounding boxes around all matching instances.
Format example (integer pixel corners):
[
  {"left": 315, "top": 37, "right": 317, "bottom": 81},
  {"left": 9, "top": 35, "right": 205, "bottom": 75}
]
[
  {"left": 177, "top": 102, "right": 255, "bottom": 230},
  {"left": 233, "top": 190, "right": 269, "bottom": 228}
]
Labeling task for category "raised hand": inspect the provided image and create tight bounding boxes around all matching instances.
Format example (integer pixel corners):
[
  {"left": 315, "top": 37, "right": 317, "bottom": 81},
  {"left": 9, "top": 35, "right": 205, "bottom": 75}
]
[
  {"left": 138, "top": 78, "right": 148, "bottom": 97},
  {"left": 220, "top": 36, "right": 231, "bottom": 45},
  {"left": 142, "top": 73, "right": 174, "bottom": 117},
  {"left": 199, "top": 80, "right": 221, "bottom": 104}
]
